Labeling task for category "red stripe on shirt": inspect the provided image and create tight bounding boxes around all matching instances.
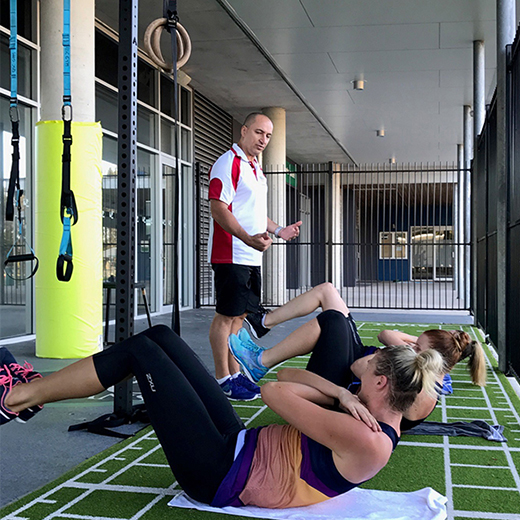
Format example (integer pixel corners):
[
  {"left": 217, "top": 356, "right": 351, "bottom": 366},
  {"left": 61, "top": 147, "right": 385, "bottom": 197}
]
[
  {"left": 209, "top": 177, "right": 223, "bottom": 200},
  {"left": 231, "top": 154, "right": 241, "bottom": 190},
  {"left": 211, "top": 204, "right": 233, "bottom": 263},
  {"left": 210, "top": 151, "right": 242, "bottom": 263}
]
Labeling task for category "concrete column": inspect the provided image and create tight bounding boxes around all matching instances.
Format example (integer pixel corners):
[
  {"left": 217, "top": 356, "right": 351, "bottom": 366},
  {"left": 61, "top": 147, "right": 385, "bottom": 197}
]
[
  {"left": 472, "top": 40, "right": 485, "bottom": 321},
  {"left": 463, "top": 105, "right": 472, "bottom": 307},
  {"left": 496, "top": 0, "right": 516, "bottom": 371},
  {"left": 41, "top": 0, "right": 95, "bottom": 121},
  {"left": 262, "top": 107, "right": 286, "bottom": 305},
  {"left": 473, "top": 41, "right": 486, "bottom": 139}
]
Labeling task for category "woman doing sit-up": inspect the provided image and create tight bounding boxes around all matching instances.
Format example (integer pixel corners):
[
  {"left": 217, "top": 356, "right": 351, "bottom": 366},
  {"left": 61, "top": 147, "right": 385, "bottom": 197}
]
[
  {"left": 2, "top": 325, "right": 441, "bottom": 509},
  {"left": 232, "top": 283, "right": 486, "bottom": 431}
]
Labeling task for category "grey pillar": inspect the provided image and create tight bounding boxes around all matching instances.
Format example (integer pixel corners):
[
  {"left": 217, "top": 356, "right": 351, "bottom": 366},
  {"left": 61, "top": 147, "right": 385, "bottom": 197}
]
[
  {"left": 463, "top": 106, "right": 472, "bottom": 307},
  {"left": 496, "top": 0, "right": 515, "bottom": 372},
  {"left": 41, "top": 0, "right": 95, "bottom": 121},
  {"left": 472, "top": 41, "right": 485, "bottom": 321},
  {"left": 474, "top": 41, "right": 486, "bottom": 137},
  {"left": 262, "top": 107, "right": 286, "bottom": 305}
]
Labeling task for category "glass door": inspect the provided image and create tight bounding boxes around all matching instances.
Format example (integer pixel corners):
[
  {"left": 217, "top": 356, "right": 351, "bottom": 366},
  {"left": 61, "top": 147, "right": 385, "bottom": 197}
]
[
  {"left": 162, "top": 162, "right": 177, "bottom": 307},
  {"left": 434, "top": 227, "right": 454, "bottom": 280},
  {"left": 411, "top": 226, "right": 454, "bottom": 281},
  {"left": 161, "top": 159, "right": 194, "bottom": 310},
  {"left": 136, "top": 150, "right": 155, "bottom": 313}
]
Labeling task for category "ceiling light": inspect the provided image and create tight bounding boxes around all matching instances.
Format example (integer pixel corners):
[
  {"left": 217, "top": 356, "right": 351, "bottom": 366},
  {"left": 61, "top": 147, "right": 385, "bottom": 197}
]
[
  {"left": 352, "top": 79, "right": 364, "bottom": 90},
  {"left": 377, "top": 129, "right": 385, "bottom": 137}
]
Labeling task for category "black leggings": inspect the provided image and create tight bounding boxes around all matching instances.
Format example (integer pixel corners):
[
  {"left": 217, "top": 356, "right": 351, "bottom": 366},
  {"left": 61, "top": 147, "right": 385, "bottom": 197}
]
[
  {"left": 91, "top": 311, "right": 362, "bottom": 504},
  {"left": 92, "top": 325, "right": 244, "bottom": 504},
  {"left": 306, "top": 309, "right": 365, "bottom": 387}
]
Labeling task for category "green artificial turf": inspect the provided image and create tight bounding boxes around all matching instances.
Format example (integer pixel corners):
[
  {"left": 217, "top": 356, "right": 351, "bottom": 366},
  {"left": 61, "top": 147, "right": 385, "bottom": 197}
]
[{"left": 1, "top": 322, "right": 520, "bottom": 520}]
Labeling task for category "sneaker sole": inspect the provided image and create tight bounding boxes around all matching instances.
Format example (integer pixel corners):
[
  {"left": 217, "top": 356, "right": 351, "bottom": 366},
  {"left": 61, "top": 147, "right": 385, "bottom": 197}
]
[
  {"left": 228, "top": 338, "right": 263, "bottom": 384},
  {"left": 225, "top": 392, "right": 261, "bottom": 402},
  {"left": 243, "top": 317, "right": 261, "bottom": 340}
]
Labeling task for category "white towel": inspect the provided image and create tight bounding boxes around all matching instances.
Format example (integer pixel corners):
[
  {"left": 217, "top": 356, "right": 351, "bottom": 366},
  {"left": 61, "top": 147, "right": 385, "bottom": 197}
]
[{"left": 168, "top": 487, "right": 447, "bottom": 520}]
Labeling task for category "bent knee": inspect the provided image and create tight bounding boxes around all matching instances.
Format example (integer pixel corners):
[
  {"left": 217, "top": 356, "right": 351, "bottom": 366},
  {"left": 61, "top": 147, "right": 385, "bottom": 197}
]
[{"left": 316, "top": 282, "right": 336, "bottom": 293}]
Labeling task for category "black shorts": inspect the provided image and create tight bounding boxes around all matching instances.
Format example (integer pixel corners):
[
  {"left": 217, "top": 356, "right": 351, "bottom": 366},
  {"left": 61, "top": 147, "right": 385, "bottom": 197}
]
[
  {"left": 212, "top": 264, "right": 261, "bottom": 317},
  {"left": 306, "top": 309, "right": 366, "bottom": 388}
]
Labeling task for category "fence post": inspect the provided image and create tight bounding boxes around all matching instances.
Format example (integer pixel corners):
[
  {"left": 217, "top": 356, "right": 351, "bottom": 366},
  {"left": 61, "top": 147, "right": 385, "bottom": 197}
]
[
  {"left": 496, "top": 0, "right": 515, "bottom": 372},
  {"left": 326, "top": 161, "right": 333, "bottom": 283},
  {"left": 195, "top": 161, "right": 201, "bottom": 308}
]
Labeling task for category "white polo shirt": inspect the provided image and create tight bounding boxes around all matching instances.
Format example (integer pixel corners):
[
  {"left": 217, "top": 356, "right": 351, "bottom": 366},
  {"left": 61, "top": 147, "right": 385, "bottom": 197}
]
[{"left": 208, "top": 144, "right": 268, "bottom": 266}]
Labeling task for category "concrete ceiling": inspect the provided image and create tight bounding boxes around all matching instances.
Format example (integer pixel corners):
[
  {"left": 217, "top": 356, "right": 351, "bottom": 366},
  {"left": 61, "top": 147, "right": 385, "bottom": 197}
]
[{"left": 96, "top": 0, "right": 520, "bottom": 165}]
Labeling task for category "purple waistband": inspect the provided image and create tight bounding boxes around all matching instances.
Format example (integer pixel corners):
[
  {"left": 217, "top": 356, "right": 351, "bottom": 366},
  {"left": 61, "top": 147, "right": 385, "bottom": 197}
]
[{"left": 210, "top": 427, "right": 261, "bottom": 507}]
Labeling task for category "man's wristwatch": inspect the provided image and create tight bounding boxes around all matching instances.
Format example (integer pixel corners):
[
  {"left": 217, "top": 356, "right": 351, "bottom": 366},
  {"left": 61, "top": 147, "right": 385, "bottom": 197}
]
[{"left": 274, "top": 226, "right": 283, "bottom": 237}]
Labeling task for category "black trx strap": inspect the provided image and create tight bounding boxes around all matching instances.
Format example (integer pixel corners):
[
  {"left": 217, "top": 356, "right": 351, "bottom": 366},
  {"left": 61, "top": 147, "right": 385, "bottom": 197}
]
[
  {"left": 4, "top": 0, "right": 39, "bottom": 281},
  {"left": 57, "top": 0, "right": 77, "bottom": 282},
  {"left": 165, "top": 0, "right": 181, "bottom": 335},
  {"left": 6, "top": 0, "right": 19, "bottom": 223}
]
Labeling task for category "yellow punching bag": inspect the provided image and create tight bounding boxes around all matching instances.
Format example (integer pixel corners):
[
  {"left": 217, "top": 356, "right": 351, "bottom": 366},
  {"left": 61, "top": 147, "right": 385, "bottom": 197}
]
[{"left": 35, "top": 121, "right": 103, "bottom": 358}]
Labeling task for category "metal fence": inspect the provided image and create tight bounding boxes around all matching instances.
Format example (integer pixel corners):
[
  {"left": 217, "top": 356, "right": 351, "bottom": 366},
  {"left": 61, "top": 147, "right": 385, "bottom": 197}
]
[
  {"left": 197, "top": 161, "right": 471, "bottom": 310},
  {"left": 474, "top": 29, "right": 520, "bottom": 378},
  {"left": 509, "top": 34, "right": 520, "bottom": 377}
]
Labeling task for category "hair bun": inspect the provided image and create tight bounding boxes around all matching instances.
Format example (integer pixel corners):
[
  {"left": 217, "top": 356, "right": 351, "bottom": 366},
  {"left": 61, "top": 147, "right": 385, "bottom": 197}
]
[{"left": 450, "top": 330, "right": 471, "bottom": 351}]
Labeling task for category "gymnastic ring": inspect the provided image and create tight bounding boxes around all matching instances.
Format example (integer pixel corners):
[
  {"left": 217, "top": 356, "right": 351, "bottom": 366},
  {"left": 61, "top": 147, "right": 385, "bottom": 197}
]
[{"left": 144, "top": 18, "right": 192, "bottom": 72}]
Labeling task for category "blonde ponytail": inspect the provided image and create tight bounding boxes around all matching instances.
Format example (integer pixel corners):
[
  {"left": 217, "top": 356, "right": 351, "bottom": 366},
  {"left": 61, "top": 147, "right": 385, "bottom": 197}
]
[
  {"left": 465, "top": 341, "right": 487, "bottom": 386},
  {"left": 374, "top": 346, "right": 443, "bottom": 413},
  {"left": 413, "top": 349, "right": 444, "bottom": 398}
]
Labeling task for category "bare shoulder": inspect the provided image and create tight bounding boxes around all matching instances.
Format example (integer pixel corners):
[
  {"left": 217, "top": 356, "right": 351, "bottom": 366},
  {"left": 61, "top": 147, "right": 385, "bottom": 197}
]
[{"left": 332, "top": 427, "right": 395, "bottom": 483}]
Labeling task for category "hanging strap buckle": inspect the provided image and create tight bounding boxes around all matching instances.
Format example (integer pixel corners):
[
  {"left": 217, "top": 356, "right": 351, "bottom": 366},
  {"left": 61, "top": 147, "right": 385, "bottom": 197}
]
[
  {"left": 9, "top": 104, "right": 19, "bottom": 123},
  {"left": 60, "top": 199, "right": 77, "bottom": 225},
  {"left": 62, "top": 102, "right": 73, "bottom": 123}
]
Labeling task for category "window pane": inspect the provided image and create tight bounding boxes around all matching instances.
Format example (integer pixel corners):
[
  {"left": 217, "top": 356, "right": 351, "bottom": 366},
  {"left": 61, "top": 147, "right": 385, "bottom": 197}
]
[
  {"left": 180, "top": 127, "right": 191, "bottom": 161},
  {"left": 395, "top": 231, "right": 407, "bottom": 259},
  {"left": 0, "top": 35, "right": 33, "bottom": 98},
  {"left": 95, "top": 31, "right": 118, "bottom": 87},
  {"left": 180, "top": 164, "right": 193, "bottom": 307},
  {"left": 160, "top": 74, "right": 175, "bottom": 118},
  {"left": 0, "top": 0, "right": 35, "bottom": 42},
  {"left": 379, "top": 232, "right": 393, "bottom": 259},
  {"left": 137, "top": 149, "right": 155, "bottom": 313},
  {"left": 180, "top": 87, "right": 191, "bottom": 126},
  {"left": 137, "top": 105, "right": 156, "bottom": 147},
  {"left": 138, "top": 58, "right": 157, "bottom": 107},
  {"left": 162, "top": 164, "right": 176, "bottom": 305},
  {"left": 161, "top": 118, "right": 173, "bottom": 155},
  {"left": 0, "top": 97, "right": 34, "bottom": 337},
  {"left": 101, "top": 136, "right": 118, "bottom": 282},
  {"left": 96, "top": 85, "right": 118, "bottom": 134}
]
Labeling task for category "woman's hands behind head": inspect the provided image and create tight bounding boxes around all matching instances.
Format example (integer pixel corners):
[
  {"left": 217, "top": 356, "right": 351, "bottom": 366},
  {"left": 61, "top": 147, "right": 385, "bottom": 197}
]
[{"left": 337, "top": 387, "right": 382, "bottom": 433}]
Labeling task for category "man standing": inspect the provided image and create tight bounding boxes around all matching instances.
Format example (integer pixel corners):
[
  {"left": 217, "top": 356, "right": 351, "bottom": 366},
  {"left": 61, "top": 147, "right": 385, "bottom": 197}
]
[{"left": 208, "top": 112, "right": 302, "bottom": 400}]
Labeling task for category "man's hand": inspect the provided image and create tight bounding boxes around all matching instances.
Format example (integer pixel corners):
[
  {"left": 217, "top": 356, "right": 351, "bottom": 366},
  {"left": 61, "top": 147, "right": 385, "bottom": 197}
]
[
  {"left": 278, "top": 221, "right": 302, "bottom": 241},
  {"left": 247, "top": 232, "right": 273, "bottom": 252}
]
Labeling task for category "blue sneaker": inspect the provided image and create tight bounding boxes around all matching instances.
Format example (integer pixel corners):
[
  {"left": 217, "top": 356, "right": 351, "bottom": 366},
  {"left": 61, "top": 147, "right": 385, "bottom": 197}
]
[
  {"left": 228, "top": 329, "right": 268, "bottom": 383},
  {"left": 0, "top": 365, "right": 20, "bottom": 425},
  {"left": 219, "top": 377, "right": 259, "bottom": 401},
  {"left": 235, "top": 373, "right": 261, "bottom": 399}
]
